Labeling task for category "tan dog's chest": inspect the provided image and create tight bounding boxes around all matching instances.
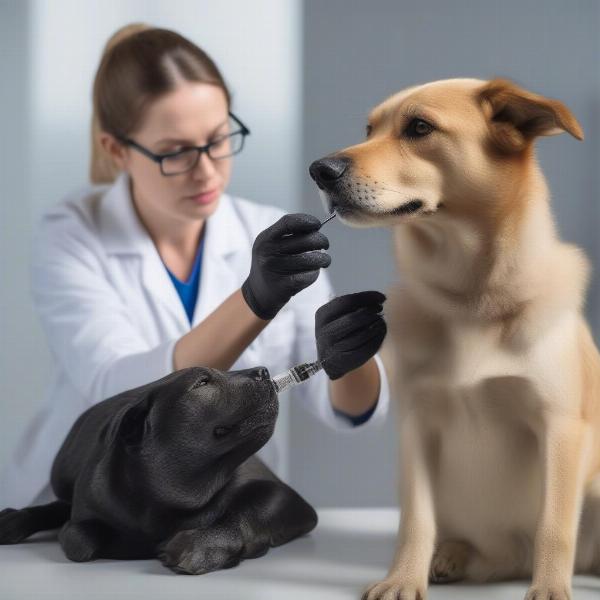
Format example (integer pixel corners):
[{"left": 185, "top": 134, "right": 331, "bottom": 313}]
[
  {"left": 391, "top": 307, "right": 577, "bottom": 556},
  {"left": 309, "top": 76, "right": 600, "bottom": 595}
]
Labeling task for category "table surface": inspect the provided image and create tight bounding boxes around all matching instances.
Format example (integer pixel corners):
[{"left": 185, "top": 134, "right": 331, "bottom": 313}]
[{"left": 0, "top": 508, "right": 598, "bottom": 600}]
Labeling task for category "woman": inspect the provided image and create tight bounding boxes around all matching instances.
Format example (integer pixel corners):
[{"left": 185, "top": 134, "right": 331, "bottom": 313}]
[{"left": 0, "top": 24, "right": 389, "bottom": 508}]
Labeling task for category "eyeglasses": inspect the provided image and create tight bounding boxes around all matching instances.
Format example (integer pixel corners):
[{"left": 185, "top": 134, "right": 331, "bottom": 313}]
[{"left": 116, "top": 111, "right": 250, "bottom": 176}]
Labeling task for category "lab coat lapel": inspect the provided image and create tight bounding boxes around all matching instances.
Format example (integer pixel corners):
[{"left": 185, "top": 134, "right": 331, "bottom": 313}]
[
  {"left": 140, "top": 246, "right": 190, "bottom": 335},
  {"left": 191, "top": 193, "right": 247, "bottom": 327},
  {"left": 98, "top": 172, "right": 190, "bottom": 335}
]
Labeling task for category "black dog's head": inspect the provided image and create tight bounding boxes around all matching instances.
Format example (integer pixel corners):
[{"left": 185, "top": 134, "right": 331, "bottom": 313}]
[{"left": 109, "top": 366, "right": 278, "bottom": 506}]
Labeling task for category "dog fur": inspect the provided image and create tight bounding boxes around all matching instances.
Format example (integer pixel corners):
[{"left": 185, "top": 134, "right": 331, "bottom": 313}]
[
  {"left": 309, "top": 77, "right": 600, "bottom": 600},
  {"left": 0, "top": 366, "right": 317, "bottom": 574}
]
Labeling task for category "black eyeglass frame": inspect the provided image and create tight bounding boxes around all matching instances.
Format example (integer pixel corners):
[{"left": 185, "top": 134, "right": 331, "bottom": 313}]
[{"left": 116, "top": 111, "right": 250, "bottom": 176}]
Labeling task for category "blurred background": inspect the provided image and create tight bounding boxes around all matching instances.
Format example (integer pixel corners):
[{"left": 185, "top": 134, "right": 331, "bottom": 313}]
[{"left": 1, "top": 0, "right": 598, "bottom": 508}]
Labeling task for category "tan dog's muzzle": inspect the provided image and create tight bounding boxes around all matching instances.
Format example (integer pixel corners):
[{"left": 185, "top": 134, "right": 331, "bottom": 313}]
[{"left": 309, "top": 153, "right": 434, "bottom": 226}]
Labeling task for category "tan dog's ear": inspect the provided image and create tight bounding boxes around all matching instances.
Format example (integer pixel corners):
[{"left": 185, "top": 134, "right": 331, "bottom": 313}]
[{"left": 478, "top": 78, "right": 584, "bottom": 153}]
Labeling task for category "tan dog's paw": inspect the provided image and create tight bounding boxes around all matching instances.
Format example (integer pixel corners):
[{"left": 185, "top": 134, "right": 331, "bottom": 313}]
[
  {"left": 524, "top": 583, "right": 571, "bottom": 600},
  {"left": 361, "top": 577, "right": 426, "bottom": 600},
  {"left": 428, "top": 540, "right": 469, "bottom": 583}
]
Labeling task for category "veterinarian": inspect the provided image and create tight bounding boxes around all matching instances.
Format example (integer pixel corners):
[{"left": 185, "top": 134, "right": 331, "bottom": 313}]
[{"left": 0, "top": 24, "right": 390, "bottom": 508}]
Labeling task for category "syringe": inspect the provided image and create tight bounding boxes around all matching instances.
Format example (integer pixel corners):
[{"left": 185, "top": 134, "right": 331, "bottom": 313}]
[{"left": 270, "top": 360, "right": 324, "bottom": 394}]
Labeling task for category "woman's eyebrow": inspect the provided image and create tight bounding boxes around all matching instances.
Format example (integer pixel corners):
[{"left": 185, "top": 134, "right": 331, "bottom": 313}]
[{"left": 155, "top": 118, "right": 229, "bottom": 146}]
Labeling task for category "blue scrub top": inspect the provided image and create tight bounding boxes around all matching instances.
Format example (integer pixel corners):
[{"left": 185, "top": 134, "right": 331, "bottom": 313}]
[{"left": 164, "top": 234, "right": 205, "bottom": 324}]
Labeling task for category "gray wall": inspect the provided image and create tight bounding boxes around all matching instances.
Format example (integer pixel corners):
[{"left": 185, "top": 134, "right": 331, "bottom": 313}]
[
  {"left": 290, "top": 0, "right": 600, "bottom": 507},
  {"left": 0, "top": 1, "right": 49, "bottom": 480}
]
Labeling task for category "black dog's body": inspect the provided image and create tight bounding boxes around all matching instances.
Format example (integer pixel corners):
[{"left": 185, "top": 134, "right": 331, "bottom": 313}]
[{"left": 0, "top": 367, "right": 317, "bottom": 574}]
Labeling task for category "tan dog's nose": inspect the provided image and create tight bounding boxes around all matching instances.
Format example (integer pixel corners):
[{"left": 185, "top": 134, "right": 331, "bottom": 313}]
[{"left": 309, "top": 156, "right": 350, "bottom": 189}]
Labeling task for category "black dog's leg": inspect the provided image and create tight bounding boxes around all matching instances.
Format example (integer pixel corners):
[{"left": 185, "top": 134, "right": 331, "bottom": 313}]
[
  {"left": 247, "top": 480, "right": 318, "bottom": 549},
  {"left": 158, "top": 479, "right": 317, "bottom": 575},
  {"left": 158, "top": 518, "right": 245, "bottom": 575},
  {"left": 59, "top": 518, "right": 156, "bottom": 562},
  {"left": 58, "top": 519, "right": 109, "bottom": 562},
  {"left": 0, "top": 501, "right": 71, "bottom": 544}
]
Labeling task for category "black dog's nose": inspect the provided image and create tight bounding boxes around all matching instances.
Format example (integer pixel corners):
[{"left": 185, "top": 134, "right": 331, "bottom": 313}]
[
  {"left": 309, "top": 156, "right": 351, "bottom": 188},
  {"left": 251, "top": 367, "right": 270, "bottom": 381}
]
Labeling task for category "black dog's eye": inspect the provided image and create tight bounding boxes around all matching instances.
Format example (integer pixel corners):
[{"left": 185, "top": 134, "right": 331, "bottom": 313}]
[
  {"left": 404, "top": 118, "right": 434, "bottom": 139},
  {"left": 191, "top": 376, "right": 210, "bottom": 390},
  {"left": 366, "top": 124, "right": 373, "bottom": 137},
  {"left": 214, "top": 425, "right": 235, "bottom": 438}
]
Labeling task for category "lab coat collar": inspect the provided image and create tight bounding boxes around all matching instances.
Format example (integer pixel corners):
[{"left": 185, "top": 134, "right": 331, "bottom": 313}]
[
  {"left": 190, "top": 185, "right": 249, "bottom": 326},
  {"left": 98, "top": 171, "right": 247, "bottom": 333},
  {"left": 201, "top": 185, "right": 247, "bottom": 260},
  {"left": 98, "top": 171, "right": 152, "bottom": 256},
  {"left": 98, "top": 171, "right": 246, "bottom": 259}
]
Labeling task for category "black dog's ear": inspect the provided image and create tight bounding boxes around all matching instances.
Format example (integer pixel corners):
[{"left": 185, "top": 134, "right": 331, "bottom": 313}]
[{"left": 118, "top": 397, "right": 152, "bottom": 448}]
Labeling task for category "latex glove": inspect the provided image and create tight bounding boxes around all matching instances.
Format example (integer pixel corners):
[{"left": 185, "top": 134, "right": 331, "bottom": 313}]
[
  {"left": 315, "top": 291, "right": 387, "bottom": 380},
  {"left": 242, "top": 213, "right": 331, "bottom": 320}
]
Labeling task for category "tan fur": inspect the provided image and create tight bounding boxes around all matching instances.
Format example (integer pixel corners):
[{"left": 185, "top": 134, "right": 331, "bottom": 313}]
[{"left": 318, "top": 78, "right": 600, "bottom": 600}]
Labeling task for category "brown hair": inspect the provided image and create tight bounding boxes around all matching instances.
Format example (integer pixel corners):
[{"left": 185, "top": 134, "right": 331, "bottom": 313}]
[{"left": 90, "top": 24, "right": 231, "bottom": 184}]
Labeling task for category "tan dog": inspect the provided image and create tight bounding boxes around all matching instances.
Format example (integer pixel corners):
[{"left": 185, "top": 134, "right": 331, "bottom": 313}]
[{"left": 309, "top": 78, "right": 600, "bottom": 600}]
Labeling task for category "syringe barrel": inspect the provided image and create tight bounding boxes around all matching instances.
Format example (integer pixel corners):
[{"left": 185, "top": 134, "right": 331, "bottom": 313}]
[{"left": 269, "top": 360, "right": 323, "bottom": 394}]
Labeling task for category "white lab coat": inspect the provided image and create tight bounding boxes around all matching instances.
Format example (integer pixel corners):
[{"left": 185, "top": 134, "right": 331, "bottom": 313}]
[{"left": 0, "top": 172, "right": 390, "bottom": 508}]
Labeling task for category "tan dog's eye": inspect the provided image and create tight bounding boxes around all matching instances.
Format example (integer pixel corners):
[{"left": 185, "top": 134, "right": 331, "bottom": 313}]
[
  {"left": 404, "top": 118, "right": 434, "bottom": 139},
  {"left": 366, "top": 124, "right": 373, "bottom": 137}
]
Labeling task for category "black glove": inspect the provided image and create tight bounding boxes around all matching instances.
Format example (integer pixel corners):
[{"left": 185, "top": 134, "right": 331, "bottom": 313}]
[
  {"left": 242, "top": 213, "right": 331, "bottom": 320},
  {"left": 315, "top": 291, "right": 387, "bottom": 380}
]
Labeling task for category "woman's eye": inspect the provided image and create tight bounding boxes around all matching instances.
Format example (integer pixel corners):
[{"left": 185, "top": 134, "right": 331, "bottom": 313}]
[
  {"left": 404, "top": 118, "right": 434, "bottom": 138},
  {"left": 159, "top": 147, "right": 183, "bottom": 154},
  {"left": 210, "top": 135, "right": 229, "bottom": 147}
]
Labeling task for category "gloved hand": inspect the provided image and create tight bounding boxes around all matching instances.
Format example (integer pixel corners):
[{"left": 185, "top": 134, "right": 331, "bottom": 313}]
[
  {"left": 242, "top": 213, "right": 331, "bottom": 320},
  {"left": 315, "top": 291, "right": 387, "bottom": 380}
]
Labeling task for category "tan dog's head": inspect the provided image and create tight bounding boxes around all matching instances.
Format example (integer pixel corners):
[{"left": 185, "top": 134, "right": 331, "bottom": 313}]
[{"left": 309, "top": 78, "right": 583, "bottom": 229}]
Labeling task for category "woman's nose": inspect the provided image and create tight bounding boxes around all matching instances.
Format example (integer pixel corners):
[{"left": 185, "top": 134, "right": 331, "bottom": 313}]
[{"left": 192, "top": 151, "right": 217, "bottom": 179}]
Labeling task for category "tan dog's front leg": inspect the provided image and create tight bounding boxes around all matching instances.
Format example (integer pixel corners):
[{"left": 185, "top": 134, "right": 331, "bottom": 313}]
[
  {"left": 363, "top": 412, "right": 436, "bottom": 600},
  {"left": 526, "top": 417, "right": 590, "bottom": 600}
]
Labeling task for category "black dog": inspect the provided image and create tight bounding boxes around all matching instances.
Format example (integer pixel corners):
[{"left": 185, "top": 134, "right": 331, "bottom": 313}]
[{"left": 0, "top": 366, "right": 317, "bottom": 574}]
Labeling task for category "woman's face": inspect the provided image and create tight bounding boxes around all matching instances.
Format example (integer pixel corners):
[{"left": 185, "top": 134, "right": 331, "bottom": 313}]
[{"left": 116, "top": 82, "right": 233, "bottom": 225}]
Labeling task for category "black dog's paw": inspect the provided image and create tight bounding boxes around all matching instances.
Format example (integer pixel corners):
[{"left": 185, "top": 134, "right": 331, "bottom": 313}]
[
  {"left": 58, "top": 521, "right": 100, "bottom": 562},
  {"left": 157, "top": 529, "right": 242, "bottom": 575},
  {"left": 0, "top": 508, "right": 33, "bottom": 544}
]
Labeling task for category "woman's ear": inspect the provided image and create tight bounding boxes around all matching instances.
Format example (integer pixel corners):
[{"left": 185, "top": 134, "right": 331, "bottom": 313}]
[
  {"left": 99, "top": 131, "right": 130, "bottom": 170},
  {"left": 477, "top": 78, "right": 584, "bottom": 153}
]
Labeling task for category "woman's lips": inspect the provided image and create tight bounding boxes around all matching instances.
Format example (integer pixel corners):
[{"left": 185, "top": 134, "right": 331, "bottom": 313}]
[{"left": 187, "top": 188, "right": 219, "bottom": 205}]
